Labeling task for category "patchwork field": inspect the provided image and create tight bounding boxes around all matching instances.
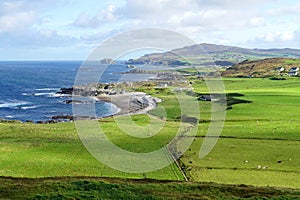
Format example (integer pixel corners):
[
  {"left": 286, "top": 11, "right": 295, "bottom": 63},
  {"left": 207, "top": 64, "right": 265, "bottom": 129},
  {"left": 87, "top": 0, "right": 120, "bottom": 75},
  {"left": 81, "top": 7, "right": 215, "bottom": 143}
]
[
  {"left": 0, "top": 77, "right": 300, "bottom": 198},
  {"left": 184, "top": 78, "right": 300, "bottom": 188}
]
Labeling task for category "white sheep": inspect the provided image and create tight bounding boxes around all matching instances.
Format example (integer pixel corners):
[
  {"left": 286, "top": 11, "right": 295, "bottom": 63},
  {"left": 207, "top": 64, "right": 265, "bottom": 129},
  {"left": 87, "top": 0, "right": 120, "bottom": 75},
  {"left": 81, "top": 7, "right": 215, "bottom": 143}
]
[{"left": 257, "top": 165, "right": 261, "bottom": 169}]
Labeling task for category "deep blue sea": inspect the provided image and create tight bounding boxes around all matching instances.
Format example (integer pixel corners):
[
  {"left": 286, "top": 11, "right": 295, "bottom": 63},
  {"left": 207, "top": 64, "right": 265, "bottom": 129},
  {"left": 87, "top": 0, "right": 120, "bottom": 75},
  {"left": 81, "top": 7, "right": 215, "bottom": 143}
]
[{"left": 0, "top": 61, "right": 155, "bottom": 122}]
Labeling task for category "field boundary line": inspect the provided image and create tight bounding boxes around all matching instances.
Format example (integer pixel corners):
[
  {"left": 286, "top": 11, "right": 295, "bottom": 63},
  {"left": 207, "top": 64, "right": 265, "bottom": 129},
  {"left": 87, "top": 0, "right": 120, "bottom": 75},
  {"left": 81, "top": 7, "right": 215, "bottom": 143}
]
[{"left": 166, "top": 147, "right": 188, "bottom": 181}]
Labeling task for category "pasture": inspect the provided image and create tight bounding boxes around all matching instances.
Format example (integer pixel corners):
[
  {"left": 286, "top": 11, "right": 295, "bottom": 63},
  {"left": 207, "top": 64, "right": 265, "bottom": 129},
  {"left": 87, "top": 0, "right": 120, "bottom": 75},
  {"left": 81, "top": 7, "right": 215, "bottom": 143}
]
[
  {"left": 181, "top": 78, "right": 300, "bottom": 188},
  {"left": 0, "top": 77, "right": 299, "bottom": 198}
]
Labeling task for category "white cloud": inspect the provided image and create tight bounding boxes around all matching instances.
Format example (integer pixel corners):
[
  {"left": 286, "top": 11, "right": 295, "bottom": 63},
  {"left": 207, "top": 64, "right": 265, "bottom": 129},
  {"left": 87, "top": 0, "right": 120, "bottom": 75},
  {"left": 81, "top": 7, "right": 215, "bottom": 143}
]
[
  {"left": 249, "top": 17, "right": 265, "bottom": 26},
  {"left": 0, "top": 28, "right": 77, "bottom": 48},
  {"left": 73, "top": 5, "right": 118, "bottom": 28},
  {"left": 262, "top": 31, "right": 294, "bottom": 42},
  {"left": 2, "top": 0, "right": 300, "bottom": 59},
  {"left": 0, "top": 0, "right": 77, "bottom": 49},
  {"left": 246, "top": 30, "right": 300, "bottom": 48},
  {"left": 0, "top": 0, "right": 39, "bottom": 33},
  {"left": 0, "top": 11, "right": 37, "bottom": 32},
  {"left": 267, "top": 4, "right": 300, "bottom": 16},
  {"left": 69, "top": 0, "right": 281, "bottom": 47}
]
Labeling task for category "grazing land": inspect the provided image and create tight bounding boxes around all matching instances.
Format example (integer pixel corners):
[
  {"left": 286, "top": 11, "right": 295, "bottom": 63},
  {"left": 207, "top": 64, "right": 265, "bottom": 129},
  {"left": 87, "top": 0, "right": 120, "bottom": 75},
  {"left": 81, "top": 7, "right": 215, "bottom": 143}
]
[
  {"left": 1, "top": 177, "right": 300, "bottom": 199},
  {"left": 0, "top": 119, "right": 183, "bottom": 180},
  {"left": 183, "top": 78, "right": 300, "bottom": 188},
  {"left": 0, "top": 77, "right": 300, "bottom": 198}
]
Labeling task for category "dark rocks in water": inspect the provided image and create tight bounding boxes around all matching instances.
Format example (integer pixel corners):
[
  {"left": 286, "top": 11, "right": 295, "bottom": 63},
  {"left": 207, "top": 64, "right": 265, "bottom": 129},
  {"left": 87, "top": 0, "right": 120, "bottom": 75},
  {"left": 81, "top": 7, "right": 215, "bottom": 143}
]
[
  {"left": 51, "top": 115, "right": 96, "bottom": 121},
  {"left": 73, "top": 116, "right": 97, "bottom": 120},
  {"left": 0, "top": 118, "right": 22, "bottom": 123},
  {"left": 57, "top": 87, "right": 74, "bottom": 95},
  {"left": 64, "top": 100, "right": 85, "bottom": 104},
  {"left": 52, "top": 115, "right": 74, "bottom": 120},
  {"left": 45, "top": 120, "right": 57, "bottom": 124},
  {"left": 64, "top": 99, "right": 98, "bottom": 104},
  {"left": 56, "top": 87, "right": 92, "bottom": 96}
]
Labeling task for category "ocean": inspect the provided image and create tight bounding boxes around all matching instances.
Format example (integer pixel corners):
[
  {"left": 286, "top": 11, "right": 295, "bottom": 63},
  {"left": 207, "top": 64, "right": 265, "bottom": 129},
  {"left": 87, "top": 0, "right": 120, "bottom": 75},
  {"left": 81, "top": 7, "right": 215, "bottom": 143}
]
[{"left": 0, "top": 61, "right": 156, "bottom": 122}]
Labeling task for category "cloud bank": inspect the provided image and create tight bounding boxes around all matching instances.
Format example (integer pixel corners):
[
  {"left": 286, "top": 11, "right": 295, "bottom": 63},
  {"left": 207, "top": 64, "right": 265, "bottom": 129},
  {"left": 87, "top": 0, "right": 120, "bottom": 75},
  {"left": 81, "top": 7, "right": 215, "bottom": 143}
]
[{"left": 1, "top": 0, "right": 300, "bottom": 59}]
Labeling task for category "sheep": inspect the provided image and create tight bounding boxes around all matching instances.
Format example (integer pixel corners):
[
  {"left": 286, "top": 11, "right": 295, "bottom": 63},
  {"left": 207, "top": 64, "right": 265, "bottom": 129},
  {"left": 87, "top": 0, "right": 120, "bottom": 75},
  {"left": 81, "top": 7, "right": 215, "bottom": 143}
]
[{"left": 257, "top": 165, "right": 261, "bottom": 169}]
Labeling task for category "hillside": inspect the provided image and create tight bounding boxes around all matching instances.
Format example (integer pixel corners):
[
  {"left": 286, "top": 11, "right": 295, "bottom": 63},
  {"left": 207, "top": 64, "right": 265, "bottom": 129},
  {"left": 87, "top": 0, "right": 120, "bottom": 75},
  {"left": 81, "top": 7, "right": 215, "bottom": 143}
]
[
  {"left": 222, "top": 58, "right": 300, "bottom": 77},
  {"left": 127, "top": 43, "right": 300, "bottom": 66}
]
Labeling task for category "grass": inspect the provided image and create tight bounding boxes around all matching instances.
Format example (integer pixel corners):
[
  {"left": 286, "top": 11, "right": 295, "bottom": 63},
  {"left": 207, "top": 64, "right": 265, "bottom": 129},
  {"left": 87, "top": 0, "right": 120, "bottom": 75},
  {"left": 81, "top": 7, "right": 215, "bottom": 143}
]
[
  {"left": 0, "top": 121, "right": 183, "bottom": 180},
  {"left": 1, "top": 77, "right": 300, "bottom": 198},
  {"left": 285, "top": 59, "right": 300, "bottom": 65},
  {"left": 182, "top": 138, "right": 300, "bottom": 188},
  {"left": 178, "top": 77, "right": 300, "bottom": 188},
  {"left": 1, "top": 177, "right": 299, "bottom": 200}
]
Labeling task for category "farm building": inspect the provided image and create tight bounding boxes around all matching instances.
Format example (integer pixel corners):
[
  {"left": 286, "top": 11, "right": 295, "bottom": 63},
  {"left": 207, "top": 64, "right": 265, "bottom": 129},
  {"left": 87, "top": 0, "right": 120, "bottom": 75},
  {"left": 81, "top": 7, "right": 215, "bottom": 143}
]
[
  {"left": 274, "top": 67, "right": 285, "bottom": 72},
  {"left": 288, "top": 67, "right": 299, "bottom": 76},
  {"left": 198, "top": 95, "right": 220, "bottom": 101}
]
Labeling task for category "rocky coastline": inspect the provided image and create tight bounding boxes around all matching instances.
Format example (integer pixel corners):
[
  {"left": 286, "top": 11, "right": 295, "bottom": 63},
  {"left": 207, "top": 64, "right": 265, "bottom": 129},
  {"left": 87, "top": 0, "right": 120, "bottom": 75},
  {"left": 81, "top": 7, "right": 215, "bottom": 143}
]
[{"left": 44, "top": 84, "right": 160, "bottom": 123}]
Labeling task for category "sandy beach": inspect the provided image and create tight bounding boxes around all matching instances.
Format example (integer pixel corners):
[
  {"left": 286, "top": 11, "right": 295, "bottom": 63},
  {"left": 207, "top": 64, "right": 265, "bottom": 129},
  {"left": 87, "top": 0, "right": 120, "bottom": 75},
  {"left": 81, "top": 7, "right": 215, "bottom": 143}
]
[{"left": 96, "top": 92, "right": 160, "bottom": 116}]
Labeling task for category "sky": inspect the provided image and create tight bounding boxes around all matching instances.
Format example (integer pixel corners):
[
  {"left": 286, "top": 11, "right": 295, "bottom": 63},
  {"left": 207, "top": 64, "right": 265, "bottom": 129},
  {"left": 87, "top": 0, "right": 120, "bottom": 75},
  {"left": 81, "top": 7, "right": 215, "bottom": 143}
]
[{"left": 1, "top": 0, "right": 300, "bottom": 60}]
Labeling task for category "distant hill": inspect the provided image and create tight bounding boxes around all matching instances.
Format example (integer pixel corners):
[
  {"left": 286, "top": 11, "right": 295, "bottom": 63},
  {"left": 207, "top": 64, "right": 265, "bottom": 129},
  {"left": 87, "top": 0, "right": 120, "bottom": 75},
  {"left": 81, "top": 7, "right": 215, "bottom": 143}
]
[
  {"left": 222, "top": 58, "right": 300, "bottom": 78},
  {"left": 127, "top": 43, "right": 300, "bottom": 66}
]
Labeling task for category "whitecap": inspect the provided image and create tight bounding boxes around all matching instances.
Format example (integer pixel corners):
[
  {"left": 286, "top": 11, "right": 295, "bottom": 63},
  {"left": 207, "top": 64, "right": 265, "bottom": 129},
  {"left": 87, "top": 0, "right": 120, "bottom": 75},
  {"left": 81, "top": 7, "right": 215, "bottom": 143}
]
[
  {"left": 20, "top": 105, "right": 38, "bottom": 110},
  {"left": 33, "top": 92, "right": 51, "bottom": 96},
  {"left": 48, "top": 93, "right": 70, "bottom": 98},
  {"left": 0, "top": 101, "right": 29, "bottom": 109}
]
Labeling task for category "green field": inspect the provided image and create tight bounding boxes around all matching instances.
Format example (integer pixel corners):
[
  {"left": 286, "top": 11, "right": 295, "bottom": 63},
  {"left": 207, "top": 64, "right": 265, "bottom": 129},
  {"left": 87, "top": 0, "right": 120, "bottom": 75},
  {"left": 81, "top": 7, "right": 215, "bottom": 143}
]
[
  {"left": 1, "top": 77, "right": 300, "bottom": 198},
  {"left": 184, "top": 78, "right": 300, "bottom": 188},
  {"left": 0, "top": 120, "right": 184, "bottom": 180},
  {"left": 1, "top": 177, "right": 299, "bottom": 200}
]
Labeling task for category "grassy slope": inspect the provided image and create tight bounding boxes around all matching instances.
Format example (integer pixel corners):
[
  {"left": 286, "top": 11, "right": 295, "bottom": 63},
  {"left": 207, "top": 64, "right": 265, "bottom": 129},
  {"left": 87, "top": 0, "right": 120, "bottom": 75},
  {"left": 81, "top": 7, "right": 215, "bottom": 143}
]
[
  {"left": 1, "top": 177, "right": 299, "bottom": 200},
  {"left": 181, "top": 78, "right": 300, "bottom": 188},
  {"left": 222, "top": 58, "right": 300, "bottom": 77}
]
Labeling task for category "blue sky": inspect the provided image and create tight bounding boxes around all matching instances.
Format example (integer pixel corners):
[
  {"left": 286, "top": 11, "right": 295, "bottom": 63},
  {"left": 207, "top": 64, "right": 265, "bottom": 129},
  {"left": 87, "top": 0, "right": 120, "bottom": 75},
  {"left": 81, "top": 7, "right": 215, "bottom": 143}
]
[{"left": 1, "top": 0, "right": 300, "bottom": 60}]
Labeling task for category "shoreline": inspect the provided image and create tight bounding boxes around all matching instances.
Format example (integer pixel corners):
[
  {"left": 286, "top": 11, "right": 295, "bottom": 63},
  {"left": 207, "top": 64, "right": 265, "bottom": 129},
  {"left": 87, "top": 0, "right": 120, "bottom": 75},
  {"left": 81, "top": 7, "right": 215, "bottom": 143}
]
[
  {"left": 96, "top": 92, "right": 160, "bottom": 117},
  {"left": 0, "top": 92, "right": 160, "bottom": 124}
]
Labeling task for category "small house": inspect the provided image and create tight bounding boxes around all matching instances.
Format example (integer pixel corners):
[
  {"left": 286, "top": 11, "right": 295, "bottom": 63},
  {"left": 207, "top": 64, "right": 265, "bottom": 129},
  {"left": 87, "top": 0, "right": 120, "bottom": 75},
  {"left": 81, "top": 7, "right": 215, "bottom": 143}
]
[
  {"left": 274, "top": 67, "right": 285, "bottom": 72},
  {"left": 289, "top": 67, "right": 299, "bottom": 72},
  {"left": 156, "top": 83, "right": 168, "bottom": 88},
  {"left": 288, "top": 67, "right": 299, "bottom": 76},
  {"left": 198, "top": 95, "right": 219, "bottom": 101}
]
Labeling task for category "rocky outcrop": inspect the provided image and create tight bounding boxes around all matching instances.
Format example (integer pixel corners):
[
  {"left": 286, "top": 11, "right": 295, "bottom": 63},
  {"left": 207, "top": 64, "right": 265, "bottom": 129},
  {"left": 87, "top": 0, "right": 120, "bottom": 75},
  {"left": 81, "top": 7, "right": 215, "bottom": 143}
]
[{"left": 56, "top": 87, "right": 74, "bottom": 95}]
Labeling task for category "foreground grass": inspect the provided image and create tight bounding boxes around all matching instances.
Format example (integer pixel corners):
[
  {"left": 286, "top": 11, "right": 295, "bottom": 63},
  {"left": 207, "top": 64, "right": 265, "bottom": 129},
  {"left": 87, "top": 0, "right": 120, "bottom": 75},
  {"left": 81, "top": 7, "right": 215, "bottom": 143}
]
[
  {"left": 1, "top": 177, "right": 299, "bottom": 200},
  {"left": 0, "top": 121, "right": 183, "bottom": 180}
]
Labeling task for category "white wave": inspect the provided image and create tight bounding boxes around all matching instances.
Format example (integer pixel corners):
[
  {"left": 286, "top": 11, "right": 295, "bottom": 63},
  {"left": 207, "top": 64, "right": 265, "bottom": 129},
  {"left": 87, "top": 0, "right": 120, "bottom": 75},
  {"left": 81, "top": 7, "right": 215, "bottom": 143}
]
[
  {"left": 87, "top": 97, "right": 100, "bottom": 102},
  {"left": 0, "top": 101, "right": 29, "bottom": 108},
  {"left": 31, "top": 92, "right": 70, "bottom": 98},
  {"left": 20, "top": 105, "right": 38, "bottom": 110},
  {"left": 48, "top": 93, "right": 70, "bottom": 97},
  {"left": 5, "top": 115, "right": 15, "bottom": 118},
  {"left": 33, "top": 92, "right": 52, "bottom": 96}
]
